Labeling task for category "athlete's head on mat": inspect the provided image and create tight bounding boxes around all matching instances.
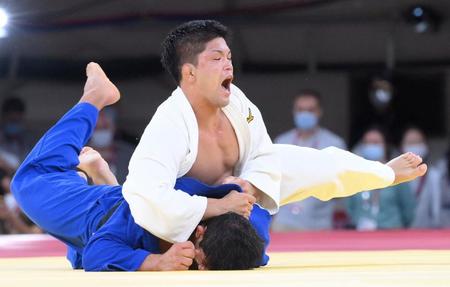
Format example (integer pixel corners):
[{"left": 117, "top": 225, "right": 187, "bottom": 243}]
[
  {"left": 191, "top": 212, "right": 264, "bottom": 270},
  {"left": 161, "top": 19, "right": 233, "bottom": 107}
]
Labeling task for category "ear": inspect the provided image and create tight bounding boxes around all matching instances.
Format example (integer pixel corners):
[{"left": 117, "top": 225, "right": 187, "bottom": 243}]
[
  {"left": 195, "top": 225, "right": 206, "bottom": 240},
  {"left": 181, "top": 63, "right": 196, "bottom": 83}
]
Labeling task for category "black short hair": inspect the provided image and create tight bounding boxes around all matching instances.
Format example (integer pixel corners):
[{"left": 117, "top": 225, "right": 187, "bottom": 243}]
[
  {"left": 2, "top": 97, "right": 26, "bottom": 114},
  {"left": 295, "top": 89, "right": 322, "bottom": 105},
  {"left": 160, "top": 20, "right": 230, "bottom": 84},
  {"left": 200, "top": 212, "right": 264, "bottom": 270}
]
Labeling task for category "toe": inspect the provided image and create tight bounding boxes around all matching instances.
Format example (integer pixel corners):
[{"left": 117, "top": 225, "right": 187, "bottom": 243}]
[
  {"left": 416, "top": 163, "right": 428, "bottom": 176},
  {"left": 411, "top": 154, "right": 423, "bottom": 166},
  {"left": 86, "top": 62, "right": 97, "bottom": 77}
]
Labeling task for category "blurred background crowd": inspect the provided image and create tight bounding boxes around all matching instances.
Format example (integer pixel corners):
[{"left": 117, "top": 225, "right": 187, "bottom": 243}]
[{"left": 0, "top": 0, "right": 449, "bottom": 234}]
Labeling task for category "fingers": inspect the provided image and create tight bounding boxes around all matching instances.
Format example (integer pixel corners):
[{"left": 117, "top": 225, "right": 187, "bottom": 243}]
[
  {"left": 179, "top": 257, "right": 193, "bottom": 268},
  {"left": 222, "top": 176, "right": 237, "bottom": 184},
  {"left": 243, "top": 193, "right": 256, "bottom": 205},
  {"left": 180, "top": 248, "right": 195, "bottom": 259},
  {"left": 80, "top": 146, "right": 93, "bottom": 154}
]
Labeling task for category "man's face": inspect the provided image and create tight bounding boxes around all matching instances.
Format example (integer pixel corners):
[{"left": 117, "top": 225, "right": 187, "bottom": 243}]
[
  {"left": 190, "top": 37, "right": 233, "bottom": 108},
  {"left": 402, "top": 129, "right": 424, "bottom": 146},
  {"left": 363, "top": 130, "right": 385, "bottom": 146}
]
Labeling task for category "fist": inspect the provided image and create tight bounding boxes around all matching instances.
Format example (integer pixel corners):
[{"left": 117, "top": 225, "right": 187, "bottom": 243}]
[
  {"left": 156, "top": 241, "right": 195, "bottom": 271},
  {"left": 222, "top": 190, "right": 255, "bottom": 219},
  {"left": 222, "top": 176, "right": 261, "bottom": 201}
]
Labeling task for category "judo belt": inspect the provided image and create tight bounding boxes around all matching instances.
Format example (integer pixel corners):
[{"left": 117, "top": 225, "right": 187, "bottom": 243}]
[{"left": 96, "top": 202, "right": 121, "bottom": 230}]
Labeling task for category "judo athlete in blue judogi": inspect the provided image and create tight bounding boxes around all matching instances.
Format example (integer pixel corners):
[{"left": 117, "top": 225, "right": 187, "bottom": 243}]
[{"left": 11, "top": 63, "right": 268, "bottom": 271}]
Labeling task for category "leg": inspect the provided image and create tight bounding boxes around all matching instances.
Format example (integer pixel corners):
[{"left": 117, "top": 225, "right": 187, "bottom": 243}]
[
  {"left": 275, "top": 145, "right": 427, "bottom": 206},
  {"left": 11, "top": 63, "right": 120, "bottom": 242}
]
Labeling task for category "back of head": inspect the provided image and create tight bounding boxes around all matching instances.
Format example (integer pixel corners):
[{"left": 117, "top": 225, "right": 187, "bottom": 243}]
[
  {"left": 200, "top": 212, "right": 264, "bottom": 270},
  {"left": 2, "top": 97, "right": 26, "bottom": 116},
  {"left": 295, "top": 89, "right": 322, "bottom": 106},
  {"left": 160, "top": 20, "right": 230, "bottom": 84}
]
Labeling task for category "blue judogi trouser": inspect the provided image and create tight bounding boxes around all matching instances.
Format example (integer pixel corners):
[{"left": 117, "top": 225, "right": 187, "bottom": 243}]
[
  {"left": 11, "top": 103, "right": 123, "bottom": 266},
  {"left": 11, "top": 103, "right": 272, "bottom": 269}
]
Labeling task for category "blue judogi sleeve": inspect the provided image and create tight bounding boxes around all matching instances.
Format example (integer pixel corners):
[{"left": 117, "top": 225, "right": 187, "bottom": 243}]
[{"left": 82, "top": 201, "right": 160, "bottom": 271}]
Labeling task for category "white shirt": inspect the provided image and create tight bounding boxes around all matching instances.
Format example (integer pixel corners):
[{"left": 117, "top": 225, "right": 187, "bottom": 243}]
[
  {"left": 122, "top": 84, "right": 281, "bottom": 243},
  {"left": 123, "top": 84, "right": 395, "bottom": 243}
]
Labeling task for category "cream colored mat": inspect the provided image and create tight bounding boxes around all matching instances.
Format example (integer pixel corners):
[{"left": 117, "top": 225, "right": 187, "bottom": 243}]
[{"left": 2, "top": 251, "right": 450, "bottom": 287}]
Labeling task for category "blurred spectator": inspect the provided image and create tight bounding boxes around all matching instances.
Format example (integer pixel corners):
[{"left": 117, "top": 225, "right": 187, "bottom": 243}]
[
  {"left": 0, "top": 171, "right": 41, "bottom": 234},
  {"left": 346, "top": 127, "right": 415, "bottom": 230},
  {"left": 87, "top": 108, "right": 135, "bottom": 184},
  {"left": 0, "top": 97, "right": 33, "bottom": 166},
  {"left": 437, "top": 147, "right": 450, "bottom": 228},
  {"left": 401, "top": 127, "right": 442, "bottom": 228},
  {"left": 271, "top": 90, "right": 346, "bottom": 231}
]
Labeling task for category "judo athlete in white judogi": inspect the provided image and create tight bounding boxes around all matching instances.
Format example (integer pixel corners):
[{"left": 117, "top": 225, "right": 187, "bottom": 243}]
[{"left": 122, "top": 19, "right": 428, "bottom": 254}]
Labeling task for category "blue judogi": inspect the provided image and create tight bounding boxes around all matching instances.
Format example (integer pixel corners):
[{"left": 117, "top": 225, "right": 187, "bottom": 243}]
[{"left": 11, "top": 103, "right": 271, "bottom": 271}]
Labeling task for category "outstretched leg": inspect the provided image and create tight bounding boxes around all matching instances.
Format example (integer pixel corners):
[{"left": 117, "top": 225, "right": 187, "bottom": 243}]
[{"left": 11, "top": 62, "right": 121, "bottom": 246}]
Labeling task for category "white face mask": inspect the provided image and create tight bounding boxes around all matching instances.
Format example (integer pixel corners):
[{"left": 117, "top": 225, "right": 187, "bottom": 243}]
[
  {"left": 90, "top": 129, "right": 114, "bottom": 148},
  {"left": 403, "top": 143, "right": 428, "bottom": 158},
  {"left": 4, "top": 193, "right": 18, "bottom": 211}
]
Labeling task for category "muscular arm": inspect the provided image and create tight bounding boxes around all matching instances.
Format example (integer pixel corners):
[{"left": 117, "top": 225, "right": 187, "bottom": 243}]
[
  {"left": 82, "top": 202, "right": 195, "bottom": 271},
  {"left": 82, "top": 203, "right": 154, "bottom": 271},
  {"left": 122, "top": 100, "right": 237, "bottom": 243}
]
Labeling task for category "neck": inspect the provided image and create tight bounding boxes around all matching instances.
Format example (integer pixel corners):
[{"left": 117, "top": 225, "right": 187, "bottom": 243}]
[
  {"left": 181, "top": 85, "right": 222, "bottom": 131},
  {"left": 297, "top": 127, "right": 318, "bottom": 139}
]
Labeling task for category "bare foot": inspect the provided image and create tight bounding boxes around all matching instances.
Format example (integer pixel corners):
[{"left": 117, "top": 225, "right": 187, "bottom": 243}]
[
  {"left": 387, "top": 152, "right": 428, "bottom": 185},
  {"left": 77, "top": 146, "right": 118, "bottom": 185},
  {"left": 79, "top": 62, "right": 120, "bottom": 110},
  {"left": 77, "top": 147, "right": 109, "bottom": 177}
]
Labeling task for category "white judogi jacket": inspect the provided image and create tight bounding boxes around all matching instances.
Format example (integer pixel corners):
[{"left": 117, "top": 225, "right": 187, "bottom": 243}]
[{"left": 122, "top": 84, "right": 395, "bottom": 243}]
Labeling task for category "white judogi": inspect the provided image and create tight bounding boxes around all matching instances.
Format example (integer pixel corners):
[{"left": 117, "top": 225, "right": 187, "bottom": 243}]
[{"left": 123, "top": 84, "right": 395, "bottom": 243}]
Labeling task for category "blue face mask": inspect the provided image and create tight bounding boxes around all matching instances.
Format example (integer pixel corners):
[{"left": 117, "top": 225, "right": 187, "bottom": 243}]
[
  {"left": 361, "top": 144, "right": 385, "bottom": 161},
  {"left": 294, "top": 111, "right": 318, "bottom": 131}
]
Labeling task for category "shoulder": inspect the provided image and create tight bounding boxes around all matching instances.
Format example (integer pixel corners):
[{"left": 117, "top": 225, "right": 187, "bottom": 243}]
[{"left": 318, "top": 128, "right": 346, "bottom": 147}]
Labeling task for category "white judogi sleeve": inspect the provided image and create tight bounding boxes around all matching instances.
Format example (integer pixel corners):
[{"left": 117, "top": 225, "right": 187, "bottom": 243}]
[
  {"left": 276, "top": 144, "right": 395, "bottom": 206},
  {"left": 122, "top": 95, "right": 206, "bottom": 243},
  {"left": 230, "top": 85, "right": 281, "bottom": 214}
]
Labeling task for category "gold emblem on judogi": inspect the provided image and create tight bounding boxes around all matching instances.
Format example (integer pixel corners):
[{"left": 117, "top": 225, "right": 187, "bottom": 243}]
[{"left": 246, "top": 108, "right": 254, "bottom": 123}]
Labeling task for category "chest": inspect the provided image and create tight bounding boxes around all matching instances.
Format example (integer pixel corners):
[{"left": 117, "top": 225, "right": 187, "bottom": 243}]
[{"left": 187, "top": 116, "right": 240, "bottom": 185}]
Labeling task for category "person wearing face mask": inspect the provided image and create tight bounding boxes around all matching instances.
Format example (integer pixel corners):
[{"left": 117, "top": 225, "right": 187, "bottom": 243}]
[
  {"left": 88, "top": 108, "right": 135, "bottom": 184},
  {"left": 401, "top": 127, "right": 442, "bottom": 228},
  {"left": 0, "top": 97, "right": 34, "bottom": 165},
  {"left": 346, "top": 127, "right": 416, "bottom": 230},
  {"left": 272, "top": 90, "right": 347, "bottom": 231},
  {"left": 436, "top": 147, "right": 450, "bottom": 228}
]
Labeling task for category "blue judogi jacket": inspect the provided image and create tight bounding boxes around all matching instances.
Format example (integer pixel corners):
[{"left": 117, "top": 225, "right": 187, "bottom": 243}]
[{"left": 82, "top": 178, "right": 271, "bottom": 271}]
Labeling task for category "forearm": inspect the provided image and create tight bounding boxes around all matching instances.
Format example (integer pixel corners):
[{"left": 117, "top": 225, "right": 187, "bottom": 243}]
[
  {"left": 138, "top": 254, "right": 162, "bottom": 271},
  {"left": 202, "top": 198, "right": 225, "bottom": 220}
]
